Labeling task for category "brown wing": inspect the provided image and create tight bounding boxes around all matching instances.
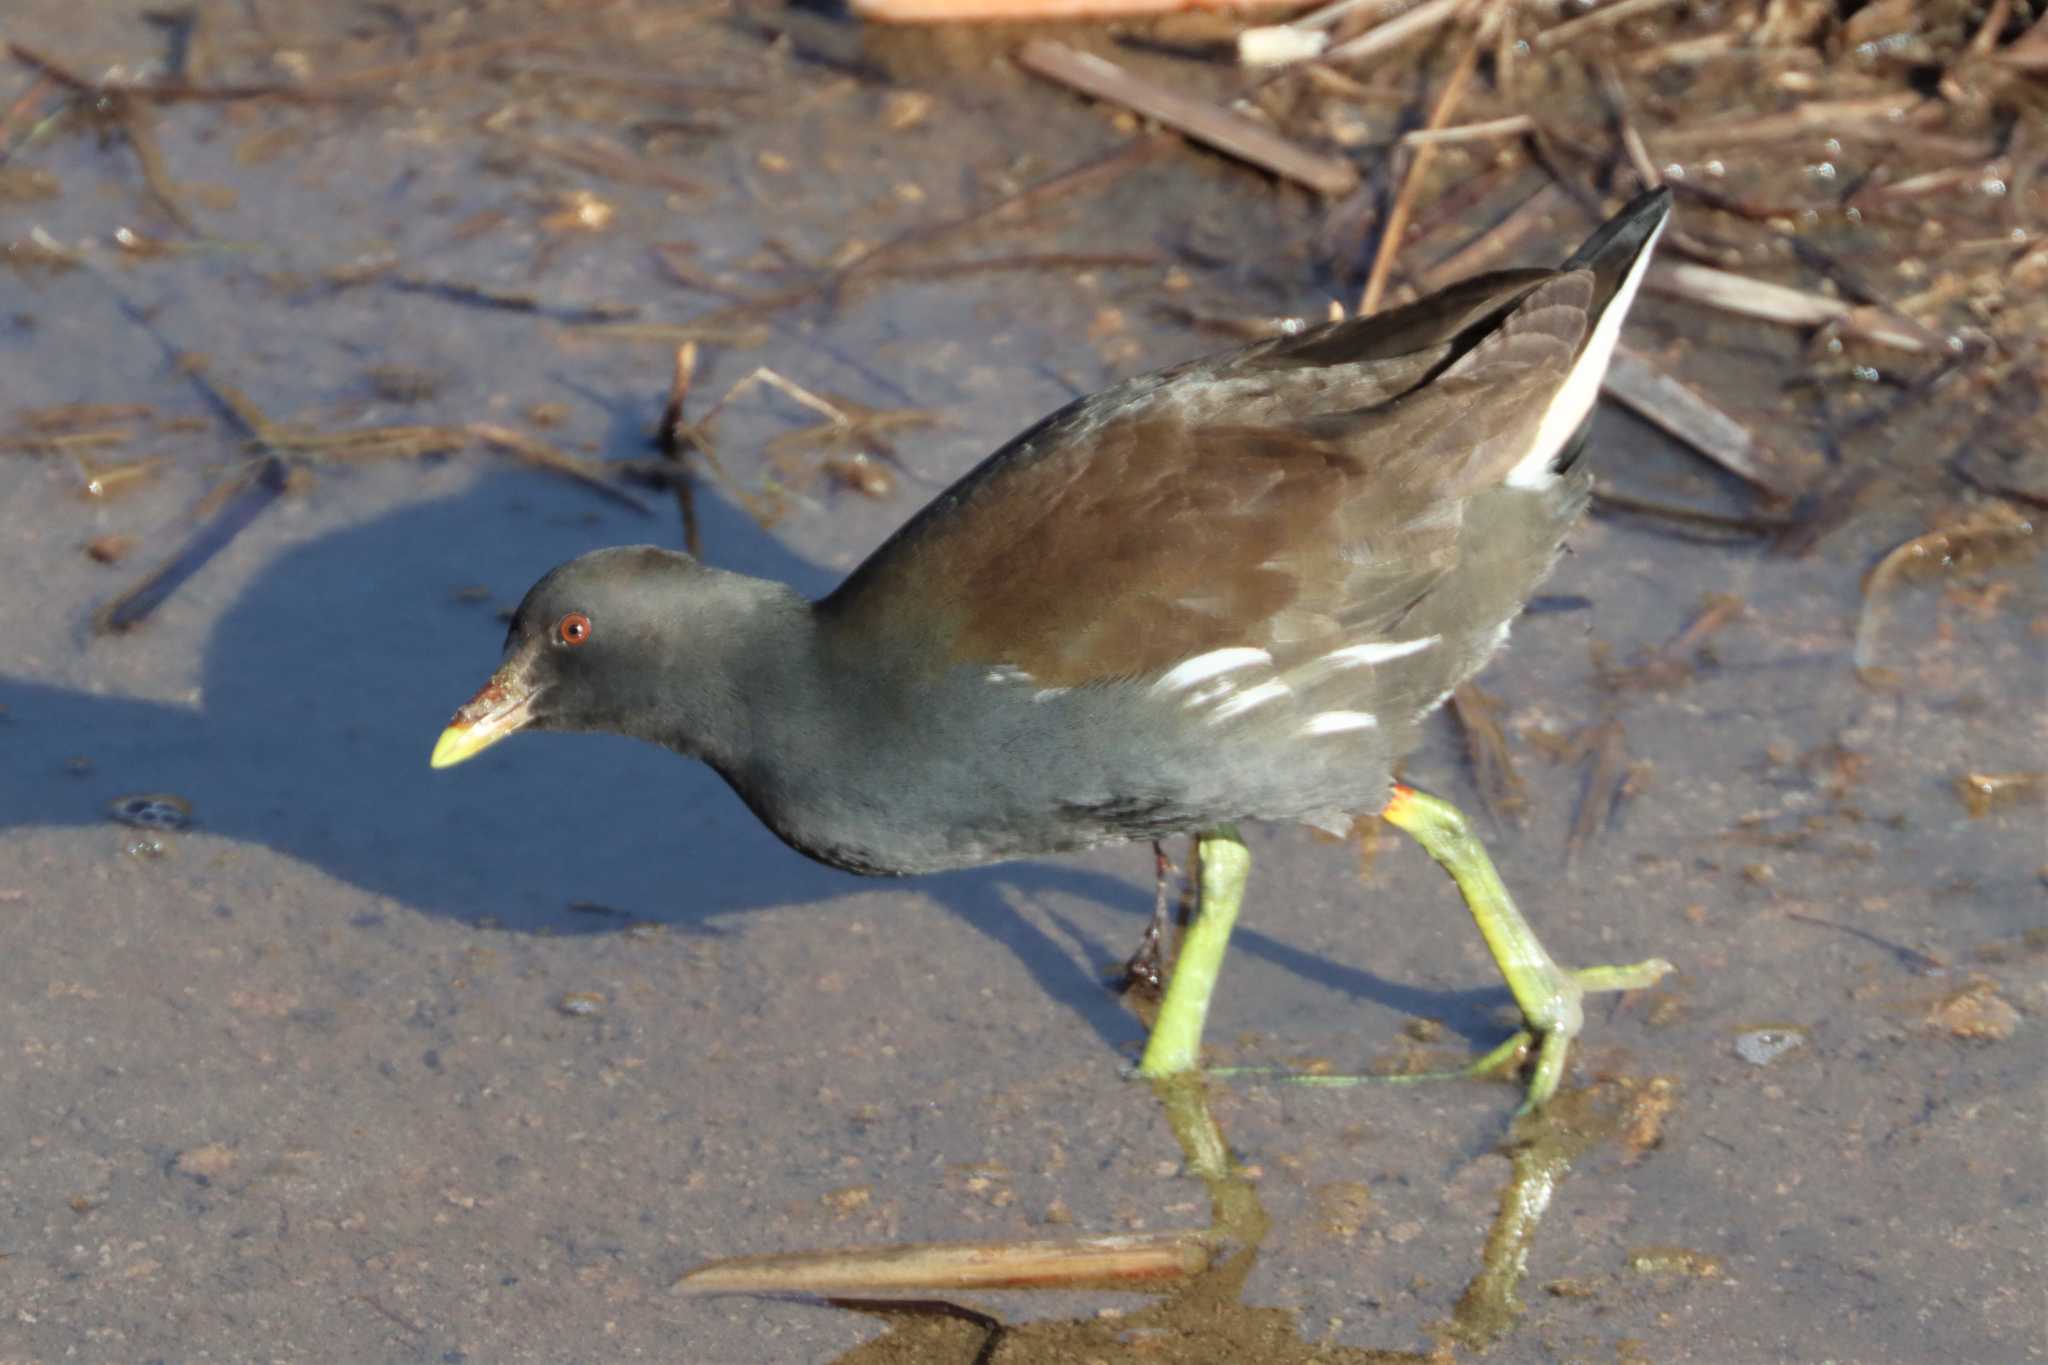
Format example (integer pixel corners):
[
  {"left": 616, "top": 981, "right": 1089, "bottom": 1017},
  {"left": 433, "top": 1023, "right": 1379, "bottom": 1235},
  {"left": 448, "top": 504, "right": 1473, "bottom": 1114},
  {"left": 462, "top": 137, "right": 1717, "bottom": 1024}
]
[{"left": 820, "top": 268, "right": 1591, "bottom": 687}]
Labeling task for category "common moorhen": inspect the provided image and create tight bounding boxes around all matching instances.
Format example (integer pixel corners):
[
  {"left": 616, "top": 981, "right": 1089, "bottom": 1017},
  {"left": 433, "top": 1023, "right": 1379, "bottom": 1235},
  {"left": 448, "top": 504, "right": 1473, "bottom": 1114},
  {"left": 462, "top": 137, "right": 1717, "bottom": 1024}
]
[{"left": 433, "top": 189, "right": 1677, "bottom": 1111}]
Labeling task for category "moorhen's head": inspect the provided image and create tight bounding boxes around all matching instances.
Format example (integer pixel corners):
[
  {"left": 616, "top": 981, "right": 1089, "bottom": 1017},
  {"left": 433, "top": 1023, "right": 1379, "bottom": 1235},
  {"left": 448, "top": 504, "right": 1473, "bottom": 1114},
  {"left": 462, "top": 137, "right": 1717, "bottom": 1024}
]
[{"left": 430, "top": 546, "right": 736, "bottom": 768}]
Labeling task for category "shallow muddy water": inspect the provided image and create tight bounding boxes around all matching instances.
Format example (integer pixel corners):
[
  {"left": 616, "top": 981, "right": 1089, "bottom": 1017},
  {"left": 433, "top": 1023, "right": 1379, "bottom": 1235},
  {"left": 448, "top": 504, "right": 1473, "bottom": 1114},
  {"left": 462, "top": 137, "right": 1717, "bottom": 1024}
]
[{"left": 1, "top": 2, "right": 2041, "bottom": 1361}]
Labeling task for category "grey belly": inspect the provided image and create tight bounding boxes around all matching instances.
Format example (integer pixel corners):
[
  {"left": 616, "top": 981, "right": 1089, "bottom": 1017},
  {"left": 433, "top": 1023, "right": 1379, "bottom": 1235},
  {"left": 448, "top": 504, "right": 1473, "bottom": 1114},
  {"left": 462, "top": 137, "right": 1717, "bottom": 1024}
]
[{"left": 733, "top": 677, "right": 1409, "bottom": 876}]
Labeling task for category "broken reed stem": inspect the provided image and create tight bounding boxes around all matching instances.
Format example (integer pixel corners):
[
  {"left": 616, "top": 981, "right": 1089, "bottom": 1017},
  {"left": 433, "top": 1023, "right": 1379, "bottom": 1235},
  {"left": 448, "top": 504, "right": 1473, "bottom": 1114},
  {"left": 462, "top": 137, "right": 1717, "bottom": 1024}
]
[
  {"left": 1323, "top": 0, "right": 1463, "bottom": 67},
  {"left": 1534, "top": 0, "right": 1685, "bottom": 51},
  {"left": 1357, "top": 0, "right": 1507, "bottom": 316},
  {"left": 658, "top": 342, "right": 704, "bottom": 557},
  {"left": 1603, "top": 347, "right": 1793, "bottom": 497},
  {"left": 1015, "top": 40, "right": 1357, "bottom": 196}
]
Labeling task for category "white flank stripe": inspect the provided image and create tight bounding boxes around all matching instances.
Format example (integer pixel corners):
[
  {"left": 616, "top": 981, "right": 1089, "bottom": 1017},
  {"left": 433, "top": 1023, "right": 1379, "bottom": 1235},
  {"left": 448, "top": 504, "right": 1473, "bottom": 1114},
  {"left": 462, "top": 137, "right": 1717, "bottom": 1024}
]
[
  {"left": 1325, "top": 635, "right": 1438, "bottom": 668},
  {"left": 1151, "top": 646, "right": 1272, "bottom": 695},
  {"left": 1302, "top": 710, "right": 1378, "bottom": 735},
  {"left": 1209, "top": 678, "right": 1291, "bottom": 722},
  {"left": 1506, "top": 211, "right": 1669, "bottom": 490}
]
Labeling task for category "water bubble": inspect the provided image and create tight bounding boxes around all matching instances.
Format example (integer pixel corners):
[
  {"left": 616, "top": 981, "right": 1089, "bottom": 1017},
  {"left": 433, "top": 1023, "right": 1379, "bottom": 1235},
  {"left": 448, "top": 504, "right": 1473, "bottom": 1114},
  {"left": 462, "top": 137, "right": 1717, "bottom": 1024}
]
[
  {"left": 1734, "top": 1027, "right": 1806, "bottom": 1066},
  {"left": 107, "top": 793, "right": 192, "bottom": 832}
]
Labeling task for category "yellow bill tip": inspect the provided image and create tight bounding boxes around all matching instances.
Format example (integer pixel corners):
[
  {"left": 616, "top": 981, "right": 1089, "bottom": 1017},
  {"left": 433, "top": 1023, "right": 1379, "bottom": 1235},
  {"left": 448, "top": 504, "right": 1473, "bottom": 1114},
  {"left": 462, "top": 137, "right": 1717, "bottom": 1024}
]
[
  {"left": 430, "top": 723, "right": 496, "bottom": 770},
  {"left": 432, "top": 658, "right": 540, "bottom": 770}
]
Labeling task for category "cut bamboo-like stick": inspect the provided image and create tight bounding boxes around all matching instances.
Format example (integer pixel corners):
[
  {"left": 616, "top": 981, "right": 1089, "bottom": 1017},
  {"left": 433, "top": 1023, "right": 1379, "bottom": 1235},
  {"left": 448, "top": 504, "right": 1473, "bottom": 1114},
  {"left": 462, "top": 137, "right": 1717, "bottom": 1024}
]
[
  {"left": 1604, "top": 347, "right": 1795, "bottom": 497},
  {"left": 1016, "top": 40, "right": 1358, "bottom": 196},
  {"left": 1357, "top": 0, "right": 1507, "bottom": 315},
  {"left": 1534, "top": 0, "right": 1685, "bottom": 51},
  {"left": 1322, "top": 0, "right": 1464, "bottom": 67},
  {"left": 1240, "top": 0, "right": 1429, "bottom": 66},
  {"left": 1411, "top": 184, "right": 1570, "bottom": 293},
  {"left": 853, "top": 0, "right": 1296, "bottom": 21},
  {"left": 1401, "top": 114, "right": 1535, "bottom": 146},
  {"left": 1644, "top": 261, "right": 1944, "bottom": 353},
  {"left": 1649, "top": 95, "right": 1929, "bottom": 148},
  {"left": 676, "top": 1231, "right": 1215, "bottom": 1296},
  {"left": 1994, "top": 12, "right": 2048, "bottom": 68}
]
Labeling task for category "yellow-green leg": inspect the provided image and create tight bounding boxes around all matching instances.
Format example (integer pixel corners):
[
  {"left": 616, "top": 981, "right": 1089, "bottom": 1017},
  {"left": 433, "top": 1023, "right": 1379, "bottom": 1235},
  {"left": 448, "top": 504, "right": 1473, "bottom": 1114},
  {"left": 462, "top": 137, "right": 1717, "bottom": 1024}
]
[
  {"left": 1381, "top": 784, "right": 1673, "bottom": 1112},
  {"left": 1137, "top": 826, "right": 1249, "bottom": 1078}
]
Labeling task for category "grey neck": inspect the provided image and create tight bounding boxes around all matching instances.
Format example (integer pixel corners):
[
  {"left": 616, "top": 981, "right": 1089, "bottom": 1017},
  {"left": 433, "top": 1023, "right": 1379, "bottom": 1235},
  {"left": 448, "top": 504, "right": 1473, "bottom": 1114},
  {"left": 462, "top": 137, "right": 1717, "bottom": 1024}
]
[{"left": 617, "top": 569, "right": 823, "bottom": 777}]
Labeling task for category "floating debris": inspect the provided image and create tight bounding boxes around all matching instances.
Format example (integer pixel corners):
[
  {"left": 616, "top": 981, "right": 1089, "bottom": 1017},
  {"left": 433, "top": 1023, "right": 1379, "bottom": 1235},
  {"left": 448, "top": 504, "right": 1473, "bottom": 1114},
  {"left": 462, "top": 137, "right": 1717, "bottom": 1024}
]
[
  {"left": 1015, "top": 40, "right": 1357, "bottom": 198},
  {"left": 1618, "top": 1076, "right": 1678, "bottom": 1164},
  {"left": 1628, "top": 1245, "right": 1724, "bottom": 1279},
  {"left": 879, "top": 90, "right": 932, "bottom": 132},
  {"left": 822, "top": 453, "right": 895, "bottom": 500},
  {"left": 556, "top": 991, "right": 606, "bottom": 1017},
  {"left": 1450, "top": 682, "right": 1526, "bottom": 824},
  {"left": 1591, "top": 485, "right": 1795, "bottom": 540},
  {"left": 84, "top": 535, "right": 136, "bottom": 564},
  {"left": 1733, "top": 1026, "right": 1806, "bottom": 1066},
  {"left": 0, "top": 426, "right": 136, "bottom": 455},
  {"left": 1354, "top": 0, "right": 1507, "bottom": 316},
  {"left": 690, "top": 366, "right": 933, "bottom": 527},
  {"left": 3, "top": 227, "right": 81, "bottom": 272},
  {"left": 1600, "top": 593, "right": 1744, "bottom": 692},
  {"left": 655, "top": 342, "right": 706, "bottom": 556},
  {"left": 107, "top": 792, "right": 192, "bottom": 832},
  {"left": 494, "top": 129, "right": 708, "bottom": 197},
  {"left": 1923, "top": 978, "right": 2019, "bottom": 1042},
  {"left": 1854, "top": 502, "right": 2039, "bottom": 686},
  {"left": 0, "top": 164, "right": 59, "bottom": 201},
  {"left": 678, "top": 1230, "right": 1214, "bottom": 1297},
  {"left": 1326, "top": 0, "right": 1465, "bottom": 68},
  {"left": 95, "top": 457, "right": 289, "bottom": 634},
  {"left": 538, "top": 188, "right": 615, "bottom": 235},
  {"left": 389, "top": 274, "right": 638, "bottom": 323},
  {"left": 1565, "top": 714, "right": 1639, "bottom": 870},
  {"left": 1646, "top": 260, "right": 1950, "bottom": 355},
  {"left": 77, "top": 456, "right": 167, "bottom": 499},
  {"left": 1604, "top": 348, "right": 1796, "bottom": 497},
  {"left": 14, "top": 401, "right": 155, "bottom": 431},
  {"left": 173, "top": 1142, "right": 236, "bottom": 1180},
  {"left": 1953, "top": 771, "right": 2048, "bottom": 818},
  {"left": 364, "top": 366, "right": 446, "bottom": 403},
  {"left": 467, "top": 423, "right": 656, "bottom": 517}
]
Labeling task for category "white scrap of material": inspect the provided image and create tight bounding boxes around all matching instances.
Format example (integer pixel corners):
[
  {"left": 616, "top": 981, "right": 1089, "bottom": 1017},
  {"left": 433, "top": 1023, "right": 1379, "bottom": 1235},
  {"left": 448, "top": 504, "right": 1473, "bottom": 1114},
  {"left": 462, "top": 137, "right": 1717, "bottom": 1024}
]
[{"left": 1238, "top": 24, "right": 1328, "bottom": 66}]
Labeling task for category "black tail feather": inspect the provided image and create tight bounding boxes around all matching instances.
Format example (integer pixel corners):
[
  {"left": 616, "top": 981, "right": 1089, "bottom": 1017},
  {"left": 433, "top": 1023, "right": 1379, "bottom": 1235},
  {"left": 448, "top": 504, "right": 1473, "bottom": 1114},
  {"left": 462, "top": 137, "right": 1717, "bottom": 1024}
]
[{"left": 1563, "top": 187, "right": 1673, "bottom": 309}]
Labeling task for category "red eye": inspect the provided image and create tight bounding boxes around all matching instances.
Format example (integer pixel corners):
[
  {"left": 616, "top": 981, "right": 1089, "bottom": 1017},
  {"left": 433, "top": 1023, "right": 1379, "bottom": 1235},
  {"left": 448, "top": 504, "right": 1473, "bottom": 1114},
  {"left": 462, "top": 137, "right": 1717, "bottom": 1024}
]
[{"left": 556, "top": 612, "right": 592, "bottom": 647}]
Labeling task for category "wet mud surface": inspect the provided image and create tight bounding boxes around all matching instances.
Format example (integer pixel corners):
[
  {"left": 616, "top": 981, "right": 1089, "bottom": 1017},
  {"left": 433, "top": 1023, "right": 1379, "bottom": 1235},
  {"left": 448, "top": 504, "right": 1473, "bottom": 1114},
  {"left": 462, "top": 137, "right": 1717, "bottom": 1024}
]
[{"left": 1, "top": 2, "right": 2042, "bottom": 1361}]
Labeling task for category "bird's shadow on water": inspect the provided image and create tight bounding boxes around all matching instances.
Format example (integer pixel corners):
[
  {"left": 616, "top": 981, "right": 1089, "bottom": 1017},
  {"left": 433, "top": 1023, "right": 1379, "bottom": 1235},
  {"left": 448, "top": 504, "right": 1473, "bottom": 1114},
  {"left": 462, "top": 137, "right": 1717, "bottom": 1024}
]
[{"left": 0, "top": 469, "right": 1508, "bottom": 1053}]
